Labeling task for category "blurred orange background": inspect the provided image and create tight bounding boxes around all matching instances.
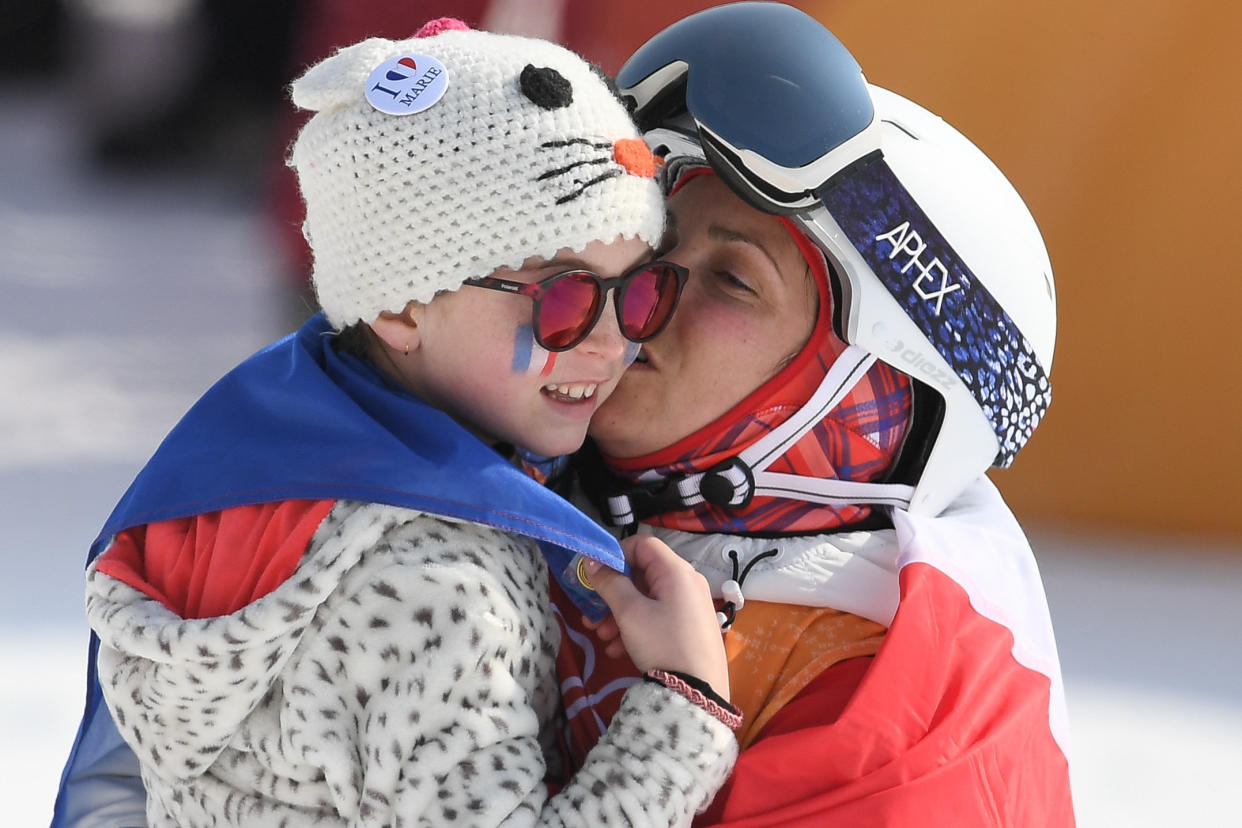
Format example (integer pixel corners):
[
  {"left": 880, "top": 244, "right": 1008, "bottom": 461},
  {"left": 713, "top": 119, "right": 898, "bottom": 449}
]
[{"left": 573, "top": 0, "right": 1242, "bottom": 539}]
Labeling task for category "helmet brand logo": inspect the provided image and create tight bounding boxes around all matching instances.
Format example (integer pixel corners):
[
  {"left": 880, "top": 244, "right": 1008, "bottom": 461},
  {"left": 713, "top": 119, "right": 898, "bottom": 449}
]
[
  {"left": 875, "top": 221, "right": 962, "bottom": 315},
  {"left": 882, "top": 336, "right": 955, "bottom": 391}
]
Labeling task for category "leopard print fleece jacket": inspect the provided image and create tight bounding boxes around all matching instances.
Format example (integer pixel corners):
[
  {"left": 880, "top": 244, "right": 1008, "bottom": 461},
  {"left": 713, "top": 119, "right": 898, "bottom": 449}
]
[{"left": 85, "top": 501, "right": 737, "bottom": 827}]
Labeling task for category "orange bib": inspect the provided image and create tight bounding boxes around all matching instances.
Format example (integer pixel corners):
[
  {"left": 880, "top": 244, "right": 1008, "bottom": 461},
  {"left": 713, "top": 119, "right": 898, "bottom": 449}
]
[{"left": 724, "top": 600, "right": 887, "bottom": 747}]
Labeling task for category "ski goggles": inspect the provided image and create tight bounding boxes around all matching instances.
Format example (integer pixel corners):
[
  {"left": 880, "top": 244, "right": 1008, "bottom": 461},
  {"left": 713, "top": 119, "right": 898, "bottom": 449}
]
[
  {"left": 616, "top": 1, "right": 879, "bottom": 213},
  {"left": 464, "top": 260, "right": 689, "bottom": 352}
]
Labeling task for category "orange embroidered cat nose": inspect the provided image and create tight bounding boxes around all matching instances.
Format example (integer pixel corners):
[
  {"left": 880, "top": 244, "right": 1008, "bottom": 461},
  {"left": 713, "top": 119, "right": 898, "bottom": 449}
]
[{"left": 613, "top": 138, "right": 658, "bottom": 178}]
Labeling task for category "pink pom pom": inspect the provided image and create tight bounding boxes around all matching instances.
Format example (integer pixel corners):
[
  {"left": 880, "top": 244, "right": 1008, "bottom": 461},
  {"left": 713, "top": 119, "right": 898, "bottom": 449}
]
[{"left": 415, "top": 17, "right": 470, "bottom": 37}]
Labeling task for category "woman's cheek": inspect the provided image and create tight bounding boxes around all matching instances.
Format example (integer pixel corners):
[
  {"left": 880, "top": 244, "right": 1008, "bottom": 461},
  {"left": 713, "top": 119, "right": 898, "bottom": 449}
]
[{"left": 686, "top": 301, "right": 764, "bottom": 350}]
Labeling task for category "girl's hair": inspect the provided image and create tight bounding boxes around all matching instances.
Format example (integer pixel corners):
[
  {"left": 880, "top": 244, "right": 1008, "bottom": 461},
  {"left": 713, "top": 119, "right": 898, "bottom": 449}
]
[{"left": 332, "top": 322, "right": 374, "bottom": 362}]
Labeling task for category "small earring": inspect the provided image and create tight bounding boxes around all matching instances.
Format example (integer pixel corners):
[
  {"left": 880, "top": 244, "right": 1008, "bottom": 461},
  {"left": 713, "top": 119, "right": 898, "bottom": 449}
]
[{"left": 404, "top": 343, "right": 410, "bottom": 356}]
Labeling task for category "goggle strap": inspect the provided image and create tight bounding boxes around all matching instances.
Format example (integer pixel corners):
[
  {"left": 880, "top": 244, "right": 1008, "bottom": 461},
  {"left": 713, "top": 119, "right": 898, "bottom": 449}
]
[{"left": 813, "top": 154, "right": 1051, "bottom": 466}]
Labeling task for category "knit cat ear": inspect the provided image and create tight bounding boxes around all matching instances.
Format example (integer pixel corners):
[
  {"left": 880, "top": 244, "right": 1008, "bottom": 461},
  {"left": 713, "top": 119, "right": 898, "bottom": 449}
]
[{"left": 290, "top": 37, "right": 398, "bottom": 114}]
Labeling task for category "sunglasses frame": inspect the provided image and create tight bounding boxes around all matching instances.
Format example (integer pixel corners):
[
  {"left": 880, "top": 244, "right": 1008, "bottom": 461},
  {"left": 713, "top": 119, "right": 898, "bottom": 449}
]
[{"left": 463, "top": 259, "right": 689, "bottom": 352}]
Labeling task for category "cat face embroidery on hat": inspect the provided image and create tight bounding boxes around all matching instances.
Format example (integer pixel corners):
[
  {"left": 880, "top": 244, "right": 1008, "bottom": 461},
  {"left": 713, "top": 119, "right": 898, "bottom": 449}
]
[
  {"left": 365, "top": 53, "right": 449, "bottom": 115},
  {"left": 289, "top": 21, "right": 667, "bottom": 330}
]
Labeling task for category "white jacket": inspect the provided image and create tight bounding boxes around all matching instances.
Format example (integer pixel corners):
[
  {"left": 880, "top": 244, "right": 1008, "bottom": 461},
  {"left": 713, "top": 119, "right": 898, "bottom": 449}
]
[{"left": 86, "top": 500, "right": 737, "bottom": 828}]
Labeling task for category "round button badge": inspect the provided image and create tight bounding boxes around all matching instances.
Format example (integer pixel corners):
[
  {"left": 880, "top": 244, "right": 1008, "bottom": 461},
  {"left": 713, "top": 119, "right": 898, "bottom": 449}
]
[{"left": 365, "top": 53, "right": 449, "bottom": 115}]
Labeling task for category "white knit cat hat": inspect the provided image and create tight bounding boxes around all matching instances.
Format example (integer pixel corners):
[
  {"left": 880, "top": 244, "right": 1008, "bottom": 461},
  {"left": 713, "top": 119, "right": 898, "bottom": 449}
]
[{"left": 289, "top": 18, "right": 665, "bottom": 330}]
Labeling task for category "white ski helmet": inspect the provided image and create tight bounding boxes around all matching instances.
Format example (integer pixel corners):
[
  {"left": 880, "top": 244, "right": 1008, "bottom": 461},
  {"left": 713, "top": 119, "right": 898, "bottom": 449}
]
[{"left": 617, "top": 1, "right": 1055, "bottom": 516}]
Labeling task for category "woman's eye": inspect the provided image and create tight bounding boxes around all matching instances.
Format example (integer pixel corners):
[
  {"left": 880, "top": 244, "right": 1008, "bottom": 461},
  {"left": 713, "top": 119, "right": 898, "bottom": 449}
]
[{"left": 714, "top": 270, "right": 755, "bottom": 294}]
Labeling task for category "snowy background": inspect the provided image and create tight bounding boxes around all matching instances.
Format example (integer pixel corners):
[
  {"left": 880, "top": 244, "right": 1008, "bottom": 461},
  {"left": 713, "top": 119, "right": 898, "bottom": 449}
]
[{"left": 3, "top": 78, "right": 1241, "bottom": 826}]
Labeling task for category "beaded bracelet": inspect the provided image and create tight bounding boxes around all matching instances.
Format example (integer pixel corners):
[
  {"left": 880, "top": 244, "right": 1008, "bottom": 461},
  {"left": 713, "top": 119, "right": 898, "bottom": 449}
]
[{"left": 645, "top": 669, "right": 744, "bottom": 731}]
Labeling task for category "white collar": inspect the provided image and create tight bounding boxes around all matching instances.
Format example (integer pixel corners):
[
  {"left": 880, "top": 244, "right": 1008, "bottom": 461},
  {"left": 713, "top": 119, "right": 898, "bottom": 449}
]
[{"left": 639, "top": 523, "right": 901, "bottom": 627}]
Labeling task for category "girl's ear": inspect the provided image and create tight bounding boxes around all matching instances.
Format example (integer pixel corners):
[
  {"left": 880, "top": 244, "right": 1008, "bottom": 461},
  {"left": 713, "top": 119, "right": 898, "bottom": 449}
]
[{"left": 369, "top": 301, "right": 423, "bottom": 355}]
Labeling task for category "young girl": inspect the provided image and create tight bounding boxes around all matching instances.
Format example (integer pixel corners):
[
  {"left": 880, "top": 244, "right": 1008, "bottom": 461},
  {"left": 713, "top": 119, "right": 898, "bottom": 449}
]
[{"left": 69, "top": 20, "right": 737, "bottom": 828}]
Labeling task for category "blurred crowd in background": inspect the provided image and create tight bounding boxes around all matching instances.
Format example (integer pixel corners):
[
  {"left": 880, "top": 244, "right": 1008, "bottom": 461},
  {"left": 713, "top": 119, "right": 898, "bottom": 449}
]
[
  {"left": 0, "top": 0, "right": 700, "bottom": 312},
  {"left": 2, "top": 0, "right": 296, "bottom": 169},
  {"left": 4, "top": 0, "right": 373, "bottom": 307}
]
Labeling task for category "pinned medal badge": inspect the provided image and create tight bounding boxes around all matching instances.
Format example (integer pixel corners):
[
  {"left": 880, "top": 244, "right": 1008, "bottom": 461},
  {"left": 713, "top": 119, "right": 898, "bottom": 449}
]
[{"left": 365, "top": 53, "right": 449, "bottom": 115}]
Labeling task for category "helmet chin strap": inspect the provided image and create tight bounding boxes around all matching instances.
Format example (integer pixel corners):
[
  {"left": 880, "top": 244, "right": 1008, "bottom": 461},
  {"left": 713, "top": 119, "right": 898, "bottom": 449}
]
[{"left": 603, "top": 345, "right": 915, "bottom": 528}]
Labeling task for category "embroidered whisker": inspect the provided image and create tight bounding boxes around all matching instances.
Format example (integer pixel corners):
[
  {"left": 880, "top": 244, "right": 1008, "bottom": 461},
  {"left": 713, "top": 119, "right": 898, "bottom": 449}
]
[
  {"left": 554, "top": 169, "right": 623, "bottom": 204},
  {"left": 541, "top": 138, "right": 612, "bottom": 150},
  {"left": 536, "top": 157, "right": 611, "bottom": 181}
]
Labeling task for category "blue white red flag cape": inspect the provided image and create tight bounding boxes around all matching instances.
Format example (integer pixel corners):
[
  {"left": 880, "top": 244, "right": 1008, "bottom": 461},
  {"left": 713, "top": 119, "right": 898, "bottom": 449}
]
[{"left": 52, "top": 312, "right": 622, "bottom": 825}]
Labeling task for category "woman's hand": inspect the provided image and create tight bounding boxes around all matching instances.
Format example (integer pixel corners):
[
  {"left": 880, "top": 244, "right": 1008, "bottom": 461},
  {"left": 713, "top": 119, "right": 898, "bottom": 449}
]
[{"left": 582, "top": 535, "right": 729, "bottom": 702}]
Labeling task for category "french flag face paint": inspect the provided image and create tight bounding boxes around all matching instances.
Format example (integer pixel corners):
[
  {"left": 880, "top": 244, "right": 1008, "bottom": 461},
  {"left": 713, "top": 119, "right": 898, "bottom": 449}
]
[
  {"left": 512, "top": 324, "right": 557, "bottom": 377},
  {"left": 623, "top": 341, "right": 641, "bottom": 367}
]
